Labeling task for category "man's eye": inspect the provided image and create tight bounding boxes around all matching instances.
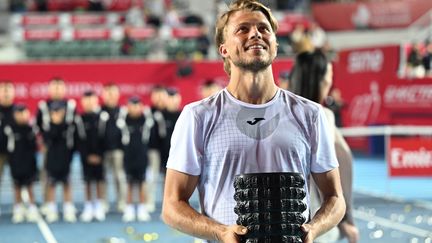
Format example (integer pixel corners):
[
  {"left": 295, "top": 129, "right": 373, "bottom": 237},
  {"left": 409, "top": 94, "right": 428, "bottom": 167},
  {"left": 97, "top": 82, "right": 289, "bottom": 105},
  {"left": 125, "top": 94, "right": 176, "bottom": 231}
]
[
  {"left": 237, "top": 26, "right": 248, "bottom": 33},
  {"left": 259, "top": 26, "right": 270, "bottom": 32}
]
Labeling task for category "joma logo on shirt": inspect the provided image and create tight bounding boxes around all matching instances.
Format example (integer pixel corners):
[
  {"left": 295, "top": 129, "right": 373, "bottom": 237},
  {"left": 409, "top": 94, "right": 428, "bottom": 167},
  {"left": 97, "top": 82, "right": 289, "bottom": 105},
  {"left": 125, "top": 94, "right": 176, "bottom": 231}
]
[{"left": 247, "top": 117, "right": 265, "bottom": 125}]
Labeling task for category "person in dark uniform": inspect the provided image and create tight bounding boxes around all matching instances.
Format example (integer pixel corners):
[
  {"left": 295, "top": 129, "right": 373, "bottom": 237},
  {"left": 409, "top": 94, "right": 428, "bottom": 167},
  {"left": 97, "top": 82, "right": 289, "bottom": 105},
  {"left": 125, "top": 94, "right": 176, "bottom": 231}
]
[
  {"left": 120, "top": 96, "right": 154, "bottom": 222},
  {"left": 36, "top": 77, "right": 76, "bottom": 134},
  {"left": 99, "top": 82, "right": 127, "bottom": 212},
  {"left": 147, "top": 85, "right": 168, "bottom": 212},
  {"left": 41, "top": 101, "right": 77, "bottom": 223},
  {"left": 75, "top": 90, "right": 106, "bottom": 222},
  {"left": 0, "top": 80, "right": 15, "bottom": 217},
  {"left": 36, "top": 77, "right": 76, "bottom": 216},
  {"left": 160, "top": 88, "right": 181, "bottom": 174},
  {"left": 4, "top": 104, "right": 38, "bottom": 223}
]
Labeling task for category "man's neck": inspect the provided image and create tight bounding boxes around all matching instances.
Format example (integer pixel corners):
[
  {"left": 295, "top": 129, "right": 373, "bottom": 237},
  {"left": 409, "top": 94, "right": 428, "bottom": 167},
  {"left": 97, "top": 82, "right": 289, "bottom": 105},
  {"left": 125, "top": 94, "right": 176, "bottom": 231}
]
[{"left": 226, "top": 68, "right": 278, "bottom": 104}]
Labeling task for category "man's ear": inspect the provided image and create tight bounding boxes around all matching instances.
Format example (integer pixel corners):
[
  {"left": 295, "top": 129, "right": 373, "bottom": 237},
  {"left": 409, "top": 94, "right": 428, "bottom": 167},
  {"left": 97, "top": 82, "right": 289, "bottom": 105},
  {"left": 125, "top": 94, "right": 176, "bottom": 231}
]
[{"left": 219, "top": 44, "right": 229, "bottom": 58}]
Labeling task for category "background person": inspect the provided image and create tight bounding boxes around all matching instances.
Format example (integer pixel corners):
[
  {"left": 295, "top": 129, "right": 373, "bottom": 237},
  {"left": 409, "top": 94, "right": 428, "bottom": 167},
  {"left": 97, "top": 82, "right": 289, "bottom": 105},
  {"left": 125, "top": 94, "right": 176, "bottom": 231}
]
[
  {"left": 4, "top": 104, "right": 38, "bottom": 223},
  {"left": 75, "top": 90, "right": 106, "bottom": 222},
  {"left": 99, "top": 82, "right": 127, "bottom": 212},
  {"left": 0, "top": 80, "right": 15, "bottom": 218},
  {"left": 289, "top": 50, "right": 360, "bottom": 243}
]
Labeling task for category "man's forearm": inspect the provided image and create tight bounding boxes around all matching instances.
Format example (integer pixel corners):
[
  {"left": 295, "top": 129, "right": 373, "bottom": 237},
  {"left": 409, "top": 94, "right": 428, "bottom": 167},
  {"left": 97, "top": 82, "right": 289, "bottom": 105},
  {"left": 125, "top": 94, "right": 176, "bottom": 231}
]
[
  {"left": 162, "top": 200, "right": 226, "bottom": 241},
  {"left": 309, "top": 194, "right": 345, "bottom": 237}
]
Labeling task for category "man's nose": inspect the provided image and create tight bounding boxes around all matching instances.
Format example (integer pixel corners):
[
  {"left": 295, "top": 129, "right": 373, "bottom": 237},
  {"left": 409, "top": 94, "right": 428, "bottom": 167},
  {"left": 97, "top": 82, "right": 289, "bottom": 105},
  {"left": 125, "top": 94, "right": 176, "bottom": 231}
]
[{"left": 249, "top": 26, "right": 262, "bottom": 39}]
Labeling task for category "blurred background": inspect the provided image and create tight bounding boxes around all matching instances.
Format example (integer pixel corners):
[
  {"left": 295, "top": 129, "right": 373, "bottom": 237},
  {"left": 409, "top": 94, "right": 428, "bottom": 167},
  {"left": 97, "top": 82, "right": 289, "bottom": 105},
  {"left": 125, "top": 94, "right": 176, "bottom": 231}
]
[{"left": 0, "top": 0, "right": 432, "bottom": 243}]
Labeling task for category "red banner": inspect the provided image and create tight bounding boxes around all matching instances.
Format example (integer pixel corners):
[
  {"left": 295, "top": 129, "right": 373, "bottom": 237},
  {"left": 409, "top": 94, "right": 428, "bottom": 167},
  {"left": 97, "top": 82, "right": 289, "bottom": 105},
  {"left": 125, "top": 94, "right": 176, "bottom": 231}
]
[
  {"left": 171, "top": 27, "right": 202, "bottom": 38},
  {"left": 128, "top": 27, "right": 156, "bottom": 39},
  {"left": 24, "top": 29, "right": 61, "bottom": 40},
  {"left": 0, "top": 60, "right": 293, "bottom": 115},
  {"left": 22, "top": 15, "right": 59, "bottom": 25},
  {"left": 74, "top": 28, "right": 110, "bottom": 40},
  {"left": 71, "top": 14, "right": 107, "bottom": 25},
  {"left": 333, "top": 45, "right": 432, "bottom": 153},
  {"left": 312, "top": 0, "right": 432, "bottom": 31},
  {"left": 334, "top": 45, "right": 432, "bottom": 127},
  {"left": 388, "top": 137, "right": 432, "bottom": 177}
]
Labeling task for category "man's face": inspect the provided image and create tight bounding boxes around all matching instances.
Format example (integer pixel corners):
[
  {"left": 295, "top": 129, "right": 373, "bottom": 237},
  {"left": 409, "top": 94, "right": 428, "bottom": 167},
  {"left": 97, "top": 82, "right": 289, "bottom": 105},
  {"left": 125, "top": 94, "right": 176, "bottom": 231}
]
[
  {"left": 102, "top": 86, "right": 120, "bottom": 106},
  {"left": 14, "top": 110, "right": 30, "bottom": 124},
  {"left": 219, "top": 10, "right": 277, "bottom": 73},
  {"left": 151, "top": 89, "right": 167, "bottom": 109},
  {"left": 50, "top": 109, "right": 66, "bottom": 124},
  {"left": 127, "top": 103, "right": 143, "bottom": 117},
  {"left": 48, "top": 81, "right": 66, "bottom": 100},
  {"left": 81, "top": 95, "right": 99, "bottom": 112},
  {"left": 0, "top": 82, "right": 15, "bottom": 106}
]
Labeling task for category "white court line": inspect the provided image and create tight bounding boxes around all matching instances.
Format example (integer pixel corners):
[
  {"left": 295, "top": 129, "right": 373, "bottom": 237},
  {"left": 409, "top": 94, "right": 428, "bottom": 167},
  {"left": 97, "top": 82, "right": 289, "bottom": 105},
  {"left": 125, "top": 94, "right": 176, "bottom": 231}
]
[
  {"left": 355, "top": 188, "right": 432, "bottom": 210},
  {"left": 21, "top": 189, "right": 58, "bottom": 243},
  {"left": 354, "top": 209, "right": 432, "bottom": 238}
]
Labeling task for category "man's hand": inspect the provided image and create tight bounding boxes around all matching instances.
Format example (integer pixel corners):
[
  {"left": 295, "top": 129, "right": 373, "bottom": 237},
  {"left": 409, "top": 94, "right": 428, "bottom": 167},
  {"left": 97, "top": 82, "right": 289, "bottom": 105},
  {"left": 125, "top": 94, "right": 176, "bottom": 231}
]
[
  {"left": 217, "top": 225, "right": 248, "bottom": 243},
  {"left": 300, "top": 223, "right": 316, "bottom": 243},
  {"left": 339, "top": 221, "right": 360, "bottom": 243}
]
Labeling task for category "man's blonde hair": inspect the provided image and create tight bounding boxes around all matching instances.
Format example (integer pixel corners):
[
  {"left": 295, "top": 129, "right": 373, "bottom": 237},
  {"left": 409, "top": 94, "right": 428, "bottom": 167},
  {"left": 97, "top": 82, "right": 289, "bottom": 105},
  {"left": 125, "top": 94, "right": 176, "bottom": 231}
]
[{"left": 215, "top": 0, "right": 278, "bottom": 75}]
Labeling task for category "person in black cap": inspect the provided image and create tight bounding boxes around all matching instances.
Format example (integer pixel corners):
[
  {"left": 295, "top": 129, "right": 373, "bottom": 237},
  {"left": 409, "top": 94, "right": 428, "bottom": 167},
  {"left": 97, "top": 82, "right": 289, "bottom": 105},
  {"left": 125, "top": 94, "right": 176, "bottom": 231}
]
[
  {"left": 160, "top": 88, "right": 181, "bottom": 175},
  {"left": 120, "top": 96, "right": 154, "bottom": 222},
  {"left": 36, "top": 77, "right": 76, "bottom": 217},
  {"left": 99, "top": 82, "right": 127, "bottom": 212},
  {"left": 4, "top": 104, "right": 39, "bottom": 223},
  {"left": 75, "top": 90, "right": 106, "bottom": 222},
  {"left": 0, "top": 80, "right": 15, "bottom": 217},
  {"left": 147, "top": 85, "right": 168, "bottom": 212},
  {"left": 41, "top": 100, "right": 77, "bottom": 223}
]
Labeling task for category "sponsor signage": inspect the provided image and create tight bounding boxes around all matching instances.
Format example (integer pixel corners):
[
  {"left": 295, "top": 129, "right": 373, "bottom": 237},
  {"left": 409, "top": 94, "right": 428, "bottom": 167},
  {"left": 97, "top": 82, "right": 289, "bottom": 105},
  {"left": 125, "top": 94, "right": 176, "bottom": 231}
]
[
  {"left": 388, "top": 137, "right": 432, "bottom": 177},
  {"left": 312, "top": 0, "right": 432, "bottom": 31}
]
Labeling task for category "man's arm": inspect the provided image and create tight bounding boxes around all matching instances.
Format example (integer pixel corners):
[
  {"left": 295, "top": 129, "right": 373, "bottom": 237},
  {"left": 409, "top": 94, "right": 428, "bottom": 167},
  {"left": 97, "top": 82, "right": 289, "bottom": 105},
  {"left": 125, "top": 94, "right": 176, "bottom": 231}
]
[
  {"left": 161, "top": 169, "right": 247, "bottom": 243},
  {"left": 301, "top": 168, "right": 346, "bottom": 243}
]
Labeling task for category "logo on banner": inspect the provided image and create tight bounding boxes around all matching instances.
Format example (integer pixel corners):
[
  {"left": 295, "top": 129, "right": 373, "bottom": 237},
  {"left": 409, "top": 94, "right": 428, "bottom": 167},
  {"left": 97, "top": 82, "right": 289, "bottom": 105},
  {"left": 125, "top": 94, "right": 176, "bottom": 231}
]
[
  {"left": 351, "top": 4, "right": 370, "bottom": 29},
  {"left": 388, "top": 137, "right": 432, "bottom": 176},
  {"left": 384, "top": 85, "right": 432, "bottom": 108},
  {"left": 348, "top": 81, "right": 381, "bottom": 126},
  {"left": 348, "top": 49, "right": 383, "bottom": 73}
]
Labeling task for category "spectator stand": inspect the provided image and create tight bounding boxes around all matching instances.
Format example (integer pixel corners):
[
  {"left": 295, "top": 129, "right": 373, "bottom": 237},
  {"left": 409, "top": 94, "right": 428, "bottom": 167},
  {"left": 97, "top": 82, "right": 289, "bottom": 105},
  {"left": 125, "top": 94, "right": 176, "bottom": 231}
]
[
  {"left": 165, "top": 25, "right": 205, "bottom": 60},
  {"left": 10, "top": 10, "right": 159, "bottom": 59},
  {"left": 274, "top": 12, "right": 313, "bottom": 57}
]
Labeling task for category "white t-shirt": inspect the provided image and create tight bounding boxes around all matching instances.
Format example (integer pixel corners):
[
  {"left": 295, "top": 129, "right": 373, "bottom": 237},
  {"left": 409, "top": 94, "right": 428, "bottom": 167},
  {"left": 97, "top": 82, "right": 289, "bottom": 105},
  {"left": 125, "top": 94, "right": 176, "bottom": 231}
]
[{"left": 166, "top": 88, "right": 338, "bottom": 242}]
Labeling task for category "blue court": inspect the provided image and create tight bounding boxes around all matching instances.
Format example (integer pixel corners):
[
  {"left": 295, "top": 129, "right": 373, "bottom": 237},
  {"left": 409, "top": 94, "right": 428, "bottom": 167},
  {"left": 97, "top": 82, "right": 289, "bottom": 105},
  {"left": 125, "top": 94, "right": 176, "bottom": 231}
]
[{"left": 1, "top": 154, "right": 431, "bottom": 243}]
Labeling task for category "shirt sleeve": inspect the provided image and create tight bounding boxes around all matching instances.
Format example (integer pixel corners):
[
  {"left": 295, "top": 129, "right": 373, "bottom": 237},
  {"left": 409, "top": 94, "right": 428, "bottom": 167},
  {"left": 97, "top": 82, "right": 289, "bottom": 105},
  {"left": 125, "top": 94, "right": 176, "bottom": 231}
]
[
  {"left": 166, "top": 105, "right": 202, "bottom": 176},
  {"left": 310, "top": 106, "right": 339, "bottom": 173}
]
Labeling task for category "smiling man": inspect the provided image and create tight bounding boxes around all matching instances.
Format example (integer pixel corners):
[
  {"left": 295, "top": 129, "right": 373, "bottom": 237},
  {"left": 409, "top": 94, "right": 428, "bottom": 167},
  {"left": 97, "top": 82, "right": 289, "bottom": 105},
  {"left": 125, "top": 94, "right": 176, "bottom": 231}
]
[{"left": 161, "top": 1, "right": 345, "bottom": 243}]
